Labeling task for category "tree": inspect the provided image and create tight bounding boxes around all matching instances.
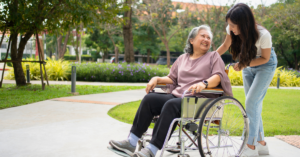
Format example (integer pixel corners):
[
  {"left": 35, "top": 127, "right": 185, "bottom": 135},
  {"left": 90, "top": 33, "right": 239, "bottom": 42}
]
[
  {"left": 123, "top": 0, "right": 135, "bottom": 63},
  {"left": 57, "top": 30, "right": 71, "bottom": 59},
  {"left": 267, "top": 0, "right": 300, "bottom": 69},
  {"left": 0, "top": 0, "right": 124, "bottom": 86},
  {"left": 188, "top": 2, "right": 230, "bottom": 51},
  {"left": 45, "top": 34, "right": 57, "bottom": 59},
  {"left": 104, "top": 22, "right": 123, "bottom": 63},
  {"left": 85, "top": 28, "right": 120, "bottom": 62},
  {"left": 133, "top": 18, "right": 161, "bottom": 63},
  {"left": 162, "top": 25, "right": 191, "bottom": 53},
  {"left": 137, "top": 0, "right": 189, "bottom": 67}
]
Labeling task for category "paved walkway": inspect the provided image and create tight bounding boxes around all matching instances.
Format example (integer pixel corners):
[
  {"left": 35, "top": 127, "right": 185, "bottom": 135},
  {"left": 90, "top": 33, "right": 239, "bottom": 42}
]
[
  {"left": 0, "top": 86, "right": 300, "bottom": 156},
  {"left": 2, "top": 79, "right": 300, "bottom": 90}
]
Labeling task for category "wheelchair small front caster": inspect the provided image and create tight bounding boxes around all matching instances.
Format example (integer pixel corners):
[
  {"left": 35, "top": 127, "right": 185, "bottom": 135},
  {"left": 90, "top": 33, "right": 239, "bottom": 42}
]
[{"left": 178, "top": 154, "right": 190, "bottom": 157}]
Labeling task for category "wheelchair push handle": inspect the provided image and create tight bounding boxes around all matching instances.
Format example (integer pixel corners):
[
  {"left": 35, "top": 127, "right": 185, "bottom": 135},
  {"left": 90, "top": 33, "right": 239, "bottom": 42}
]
[{"left": 226, "top": 63, "right": 236, "bottom": 70}]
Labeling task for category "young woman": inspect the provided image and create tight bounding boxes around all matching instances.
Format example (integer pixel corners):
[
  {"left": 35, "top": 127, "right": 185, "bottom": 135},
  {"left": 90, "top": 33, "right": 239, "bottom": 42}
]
[
  {"left": 216, "top": 3, "right": 277, "bottom": 157},
  {"left": 108, "top": 25, "right": 233, "bottom": 157}
]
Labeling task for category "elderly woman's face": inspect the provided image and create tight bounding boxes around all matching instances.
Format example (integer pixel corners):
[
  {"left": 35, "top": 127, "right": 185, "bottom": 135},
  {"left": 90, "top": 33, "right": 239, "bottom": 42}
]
[{"left": 190, "top": 29, "right": 211, "bottom": 52}]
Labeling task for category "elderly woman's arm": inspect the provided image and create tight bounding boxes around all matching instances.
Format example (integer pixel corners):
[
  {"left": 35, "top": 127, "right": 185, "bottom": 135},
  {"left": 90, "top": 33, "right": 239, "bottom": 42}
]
[
  {"left": 145, "top": 76, "right": 173, "bottom": 94},
  {"left": 188, "top": 74, "right": 221, "bottom": 95}
]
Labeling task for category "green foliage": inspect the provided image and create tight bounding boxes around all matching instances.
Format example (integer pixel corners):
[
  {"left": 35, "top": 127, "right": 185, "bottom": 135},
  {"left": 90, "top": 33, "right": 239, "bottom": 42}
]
[
  {"left": 4, "top": 58, "right": 71, "bottom": 81},
  {"left": 0, "top": 0, "right": 127, "bottom": 85},
  {"left": 186, "top": 5, "right": 230, "bottom": 50},
  {"left": 65, "top": 47, "right": 70, "bottom": 55},
  {"left": 257, "top": 0, "right": 300, "bottom": 69},
  {"left": 45, "top": 34, "right": 58, "bottom": 57},
  {"left": 166, "top": 26, "right": 192, "bottom": 52},
  {"left": 73, "top": 62, "right": 170, "bottom": 82},
  {"left": 85, "top": 27, "right": 123, "bottom": 60},
  {"left": 0, "top": 84, "right": 144, "bottom": 109},
  {"left": 133, "top": 18, "right": 161, "bottom": 57},
  {"left": 90, "top": 51, "right": 101, "bottom": 61},
  {"left": 64, "top": 55, "right": 92, "bottom": 61},
  {"left": 137, "top": 0, "right": 188, "bottom": 67}
]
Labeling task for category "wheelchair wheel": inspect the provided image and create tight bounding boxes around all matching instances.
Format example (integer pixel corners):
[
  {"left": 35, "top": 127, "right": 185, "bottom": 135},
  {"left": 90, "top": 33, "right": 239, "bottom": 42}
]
[
  {"left": 197, "top": 96, "right": 249, "bottom": 157},
  {"left": 166, "top": 124, "right": 198, "bottom": 153}
]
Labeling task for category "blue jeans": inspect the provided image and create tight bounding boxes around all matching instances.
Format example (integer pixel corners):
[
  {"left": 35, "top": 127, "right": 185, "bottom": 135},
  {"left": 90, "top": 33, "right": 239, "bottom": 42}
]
[{"left": 242, "top": 48, "right": 277, "bottom": 145}]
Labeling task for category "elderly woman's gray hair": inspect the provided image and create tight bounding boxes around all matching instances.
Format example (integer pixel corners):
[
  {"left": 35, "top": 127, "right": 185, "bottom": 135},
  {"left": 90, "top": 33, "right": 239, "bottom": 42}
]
[{"left": 183, "top": 25, "right": 213, "bottom": 55}]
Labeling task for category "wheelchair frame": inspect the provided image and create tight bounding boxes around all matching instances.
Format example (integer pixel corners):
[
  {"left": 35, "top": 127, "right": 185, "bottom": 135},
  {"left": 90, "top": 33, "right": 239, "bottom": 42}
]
[{"left": 138, "top": 86, "right": 249, "bottom": 157}]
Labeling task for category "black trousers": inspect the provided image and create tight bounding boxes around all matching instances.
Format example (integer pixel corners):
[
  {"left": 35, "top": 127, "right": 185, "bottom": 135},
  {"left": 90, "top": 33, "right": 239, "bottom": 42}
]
[{"left": 130, "top": 93, "right": 182, "bottom": 149}]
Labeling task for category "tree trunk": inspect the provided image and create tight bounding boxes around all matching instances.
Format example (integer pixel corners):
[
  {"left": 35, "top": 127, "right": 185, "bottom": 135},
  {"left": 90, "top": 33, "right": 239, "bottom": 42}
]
[
  {"left": 279, "top": 43, "right": 293, "bottom": 68},
  {"left": 294, "top": 52, "right": 298, "bottom": 70},
  {"left": 78, "top": 23, "right": 83, "bottom": 63},
  {"left": 0, "top": 26, "right": 7, "bottom": 50},
  {"left": 75, "top": 30, "right": 79, "bottom": 61},
  {"left": 163, "top": 41, "right": 171, "bottom": 68},
  {"left": 123, "top": 0, "right": 134, "bottom": 63},
  {"left": 10, "top": 33, "right": 26, "bottom": 86},
  {"left": 57, "top": 35, "right": 63, "bottom": 58},
  {"left": 58, "top": 31, "right": 71, "bottom": 59},
  {"left": 147, "top": 49, "right": 150, "bottom": 63},
  {"left": 115, "top": 46, "right": 119, "bottom": 63},
  {"left": 102, "top": 49, "right": 105, "bottom": 63},
  {"left": 291, "top": 41, "right": 299, "bottom": 70}
]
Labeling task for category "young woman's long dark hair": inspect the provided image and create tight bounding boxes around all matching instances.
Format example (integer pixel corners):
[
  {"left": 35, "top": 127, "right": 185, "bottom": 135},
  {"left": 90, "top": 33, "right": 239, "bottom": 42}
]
[{"left": 226, "top": 3, "right": 259, "bottom": 69}]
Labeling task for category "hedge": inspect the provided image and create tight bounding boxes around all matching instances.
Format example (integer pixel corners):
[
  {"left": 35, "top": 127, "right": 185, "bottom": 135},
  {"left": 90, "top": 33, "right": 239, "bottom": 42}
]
[{"left": 64, "top": 55, "right": 92, "bottom": 61}]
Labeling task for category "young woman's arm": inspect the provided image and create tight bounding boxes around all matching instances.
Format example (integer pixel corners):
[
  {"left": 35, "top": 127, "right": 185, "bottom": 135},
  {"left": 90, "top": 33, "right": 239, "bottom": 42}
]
[
  {"left": 249, "top": 48, "right": 271, "bottom": 67},
  {"left": 233, "top": 48, "right": 272, "bottom": 71},
  {"left": 216, "top": 34, "right": 232, "bottom": 55}
]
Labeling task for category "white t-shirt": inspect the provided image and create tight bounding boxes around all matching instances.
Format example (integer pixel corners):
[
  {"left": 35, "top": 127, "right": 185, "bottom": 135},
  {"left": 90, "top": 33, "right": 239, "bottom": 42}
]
[{"left": 226, "top": 25, "right": 272, "bottom": 56}]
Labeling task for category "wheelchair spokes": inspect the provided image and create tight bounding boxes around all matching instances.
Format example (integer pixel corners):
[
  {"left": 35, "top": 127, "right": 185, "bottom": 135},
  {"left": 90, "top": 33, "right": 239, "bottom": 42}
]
[{"left": 198, "top": 96, "right": 249, "bottom": 157}]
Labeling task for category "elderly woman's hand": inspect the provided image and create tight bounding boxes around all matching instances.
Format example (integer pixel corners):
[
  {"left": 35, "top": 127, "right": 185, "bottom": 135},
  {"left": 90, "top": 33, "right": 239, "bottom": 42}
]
[
  {"left": 188, "top": 82, "right": 206, "bottom": 95},
  {"left": 145, "top": 77, "right": 158, "bottom": 94}
]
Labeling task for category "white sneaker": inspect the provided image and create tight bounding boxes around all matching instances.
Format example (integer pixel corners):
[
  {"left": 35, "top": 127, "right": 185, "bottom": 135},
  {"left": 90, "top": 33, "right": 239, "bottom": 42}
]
[
  {"left": 257, "top": 142, "right": 269, "bottom": 155},
  {"left": 239, "top": 145, "right": 259, "bottom": 157}
]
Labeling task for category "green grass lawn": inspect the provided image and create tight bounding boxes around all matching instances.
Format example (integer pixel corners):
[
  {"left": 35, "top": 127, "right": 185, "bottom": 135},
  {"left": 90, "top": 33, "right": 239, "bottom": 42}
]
[
  {"left": 108, "top": 88, "right": 300, "bottom": 136},
  {"left": 0, "top": 84, "right": 144, "bottom": 109}
]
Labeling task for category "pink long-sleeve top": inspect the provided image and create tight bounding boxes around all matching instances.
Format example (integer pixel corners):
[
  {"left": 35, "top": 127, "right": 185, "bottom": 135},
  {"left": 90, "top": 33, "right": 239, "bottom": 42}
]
[{"left": 167, "top": 51, "right": 233, "bottom": 98}]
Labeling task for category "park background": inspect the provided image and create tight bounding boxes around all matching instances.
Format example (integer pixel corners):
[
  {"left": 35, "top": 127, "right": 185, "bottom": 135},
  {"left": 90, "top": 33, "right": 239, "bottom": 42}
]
[
  {"left": 0, "top": 0, "right": 299, "bottom": 154},
  {"left": 0, "top": 0, "right": 299, "bottom": 87}
]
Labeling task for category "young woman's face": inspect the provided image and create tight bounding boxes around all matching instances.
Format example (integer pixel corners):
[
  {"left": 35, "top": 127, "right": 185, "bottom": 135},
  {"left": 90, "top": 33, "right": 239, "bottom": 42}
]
[
  {"left": 190, "top": 29, "right": 211, "bottom": 52},
  {"left": 227, "top": 19, "right": 240, "bottom": 35}
]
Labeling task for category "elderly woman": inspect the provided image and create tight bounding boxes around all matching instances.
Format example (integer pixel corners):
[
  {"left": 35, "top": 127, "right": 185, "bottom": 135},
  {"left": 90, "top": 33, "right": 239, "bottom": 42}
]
[{"left": 109, "top": 25, "right": 232, "bottom": 157}]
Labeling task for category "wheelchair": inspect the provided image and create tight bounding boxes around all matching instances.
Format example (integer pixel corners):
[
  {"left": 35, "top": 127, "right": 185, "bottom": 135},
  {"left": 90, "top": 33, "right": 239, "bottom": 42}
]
[{"left": 137, "top": 68, "right": 249, "bottom": 157}]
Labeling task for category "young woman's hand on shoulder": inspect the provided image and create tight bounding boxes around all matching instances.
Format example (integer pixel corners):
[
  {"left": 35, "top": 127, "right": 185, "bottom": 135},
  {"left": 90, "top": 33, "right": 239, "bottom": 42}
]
[{"left": 216, "top": 34, "right": 232, "bottom": 55}]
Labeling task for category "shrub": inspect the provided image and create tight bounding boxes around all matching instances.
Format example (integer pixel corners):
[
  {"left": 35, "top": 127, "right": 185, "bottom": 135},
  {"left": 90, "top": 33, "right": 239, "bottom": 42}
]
[
  {"left": 270, "top": 67, "right": 300, "bottom": 87},
  {"left": 64, "top": 55, "right": 92, "bottom": 61},
  {"left": 4, "top": 57, "right": 71, "bottom": 81},
  {"left": 90, "top": 51, "right": 101, "bottom": 61},
  {"left": 228, "top": 66, "right": 300, "bottom": 87},
  {"left": 72, "top": 62, "right": 170, "bottom": 82}
]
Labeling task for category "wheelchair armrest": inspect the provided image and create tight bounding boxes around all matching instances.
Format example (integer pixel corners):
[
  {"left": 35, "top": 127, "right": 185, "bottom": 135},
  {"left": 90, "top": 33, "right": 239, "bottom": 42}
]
[
  {"left": 154, "top": 84, "right": 224, "bottom": 94},
  {"left": 155, "top": 83, "right": 167, "bottom": 88},
  {"left": 200, "top": 88, "right": 224, "bottom": 94}
]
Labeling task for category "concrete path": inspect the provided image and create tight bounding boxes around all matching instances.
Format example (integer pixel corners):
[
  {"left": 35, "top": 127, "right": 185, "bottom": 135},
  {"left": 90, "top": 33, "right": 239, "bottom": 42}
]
[
  {"left": 2, "top": 79, "right": 300, "bottom": 90},
  {"left": 0, "top": 88, "right": 300, "bottom": 156}
]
